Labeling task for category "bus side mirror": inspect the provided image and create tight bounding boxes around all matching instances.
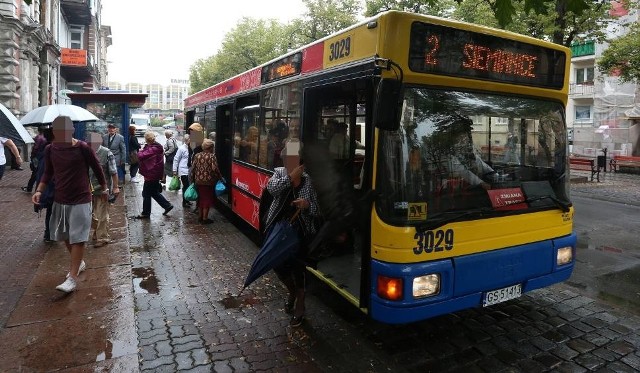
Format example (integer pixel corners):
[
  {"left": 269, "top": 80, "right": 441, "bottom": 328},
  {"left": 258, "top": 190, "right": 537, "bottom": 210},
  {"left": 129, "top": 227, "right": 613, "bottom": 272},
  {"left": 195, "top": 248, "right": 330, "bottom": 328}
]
[{"left": 374, "top": 79, "right": 402, "bottom": 131}]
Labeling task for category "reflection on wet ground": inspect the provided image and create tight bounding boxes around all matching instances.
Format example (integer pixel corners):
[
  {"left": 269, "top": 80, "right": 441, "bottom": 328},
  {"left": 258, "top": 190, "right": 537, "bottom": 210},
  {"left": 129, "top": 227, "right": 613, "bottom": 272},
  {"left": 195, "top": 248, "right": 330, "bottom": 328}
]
[
  {"left": 597, "top": 266, "right": 640, "bottom": 312},
  {"left": 131, "top": 267, "right": 159, "bottom": 294}
]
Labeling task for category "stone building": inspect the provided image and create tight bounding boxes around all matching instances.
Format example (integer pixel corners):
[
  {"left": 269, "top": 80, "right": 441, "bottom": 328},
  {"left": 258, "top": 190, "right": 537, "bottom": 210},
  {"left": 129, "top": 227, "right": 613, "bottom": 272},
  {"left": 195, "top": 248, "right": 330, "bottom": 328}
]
[{"left": 0, "top": 0, "right": 110, "bottom": 117}]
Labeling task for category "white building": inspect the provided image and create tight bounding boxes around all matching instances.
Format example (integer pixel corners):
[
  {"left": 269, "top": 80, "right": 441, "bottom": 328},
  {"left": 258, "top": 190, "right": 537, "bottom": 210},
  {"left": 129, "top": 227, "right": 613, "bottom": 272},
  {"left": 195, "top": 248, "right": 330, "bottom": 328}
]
[
  {"left": 567, "top": 5, "right": 640, "bottom": 158},
  {"left": 107, "top": 79, "right": 189, "bottom": 117}
]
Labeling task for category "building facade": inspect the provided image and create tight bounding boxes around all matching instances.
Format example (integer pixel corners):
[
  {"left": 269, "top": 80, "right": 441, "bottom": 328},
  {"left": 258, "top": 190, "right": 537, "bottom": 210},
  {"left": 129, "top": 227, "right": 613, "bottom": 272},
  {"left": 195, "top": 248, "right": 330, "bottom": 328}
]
[
  {"left": 107, "top": 79, "right": 189, "bottom": 117},
  {"left": 567, "top": 6, "right": 640, "bottom": 158},
  {"left": 0, "top": 0, "right": 110, "bottom": 117}
]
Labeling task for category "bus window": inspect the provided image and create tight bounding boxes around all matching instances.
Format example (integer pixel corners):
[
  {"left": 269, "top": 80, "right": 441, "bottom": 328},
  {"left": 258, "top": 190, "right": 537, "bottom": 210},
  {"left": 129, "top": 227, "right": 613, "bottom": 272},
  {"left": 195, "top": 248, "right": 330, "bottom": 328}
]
[
  {"left": 235, "top": 98, "right": 260, "bottom": 165},
  {"left": 377, "top": 88, "right": 568, "bottom": 225},
  {"left": 262, "top": 83, "right": 301, "bottom": 170}
]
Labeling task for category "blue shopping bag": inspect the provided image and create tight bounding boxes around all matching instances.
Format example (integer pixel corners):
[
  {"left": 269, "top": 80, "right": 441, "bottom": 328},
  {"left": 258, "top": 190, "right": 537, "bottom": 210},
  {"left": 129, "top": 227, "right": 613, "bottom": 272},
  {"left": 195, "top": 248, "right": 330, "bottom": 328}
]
[{"left": 215, "top": 178, "right": 227, "bottom": 196}]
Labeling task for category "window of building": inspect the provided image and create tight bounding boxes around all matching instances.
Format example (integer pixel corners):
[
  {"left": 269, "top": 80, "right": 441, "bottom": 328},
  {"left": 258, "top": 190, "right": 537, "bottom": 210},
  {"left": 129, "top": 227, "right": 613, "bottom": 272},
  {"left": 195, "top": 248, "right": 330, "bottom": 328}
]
[
  {"left": 493, "top": 117, "right": 508, "bottom": 125},
  {"left": 70, "top": 25, "right": 83, "bottom": 49},
  {"left": 575, "top": 105, "right": 592, "bottom": 122},
  {"left": 575, "top": 67, "right": 594, "bottom": 85}
]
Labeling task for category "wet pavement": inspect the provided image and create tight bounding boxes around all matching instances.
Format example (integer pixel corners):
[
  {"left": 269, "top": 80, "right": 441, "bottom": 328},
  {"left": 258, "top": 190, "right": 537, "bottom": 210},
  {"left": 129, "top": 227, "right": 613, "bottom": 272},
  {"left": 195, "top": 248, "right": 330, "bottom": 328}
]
[{"left": 1, "top": 167, "right": 640, "bottom": 372}]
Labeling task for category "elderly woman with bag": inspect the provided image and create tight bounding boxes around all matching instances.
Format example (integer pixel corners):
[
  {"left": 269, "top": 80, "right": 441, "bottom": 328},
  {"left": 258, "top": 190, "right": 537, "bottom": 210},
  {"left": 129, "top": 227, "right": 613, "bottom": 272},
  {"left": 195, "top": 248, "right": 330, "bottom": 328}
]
[
  {"left": 190, "top": 139, "right": 221, "bottom": 224},
  {"left": 135, "top": 131, "right": 173, "bottom": 218}
]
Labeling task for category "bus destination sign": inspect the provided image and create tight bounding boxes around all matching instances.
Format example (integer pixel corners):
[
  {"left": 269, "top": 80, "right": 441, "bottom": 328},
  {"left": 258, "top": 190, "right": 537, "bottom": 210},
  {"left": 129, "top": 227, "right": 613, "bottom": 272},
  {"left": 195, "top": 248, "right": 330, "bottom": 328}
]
[
  {"left": 408, "top": 22, "right": 566, "bottom": 89},
  {"left": 262, "top": 53, "right": 302, "bottom": 84}
]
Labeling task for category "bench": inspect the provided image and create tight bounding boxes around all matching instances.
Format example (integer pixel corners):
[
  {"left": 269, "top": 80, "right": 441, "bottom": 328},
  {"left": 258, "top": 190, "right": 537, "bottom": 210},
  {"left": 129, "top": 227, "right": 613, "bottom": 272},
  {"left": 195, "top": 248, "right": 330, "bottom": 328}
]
[
  {"left": 569, "top": 157, "right": 600, "bottom": 182},
  {"left": 609, "top": 155, "right": 640, "bottom": 173}
]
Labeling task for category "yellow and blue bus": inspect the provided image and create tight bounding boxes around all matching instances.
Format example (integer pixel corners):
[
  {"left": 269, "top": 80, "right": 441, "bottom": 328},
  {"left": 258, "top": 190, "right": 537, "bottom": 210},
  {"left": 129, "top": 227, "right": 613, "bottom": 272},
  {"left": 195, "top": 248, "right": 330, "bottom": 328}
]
[{"left": 184, "top": 10, "right": 575, "bottom": 324}]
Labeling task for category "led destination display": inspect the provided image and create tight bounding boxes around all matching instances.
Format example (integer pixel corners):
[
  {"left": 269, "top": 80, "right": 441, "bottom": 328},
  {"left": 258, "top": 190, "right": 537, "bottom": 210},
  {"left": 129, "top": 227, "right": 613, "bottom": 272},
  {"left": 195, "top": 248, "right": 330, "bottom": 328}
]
[{"left": 409, "top": 22, "right": 566, "bottom": 89}]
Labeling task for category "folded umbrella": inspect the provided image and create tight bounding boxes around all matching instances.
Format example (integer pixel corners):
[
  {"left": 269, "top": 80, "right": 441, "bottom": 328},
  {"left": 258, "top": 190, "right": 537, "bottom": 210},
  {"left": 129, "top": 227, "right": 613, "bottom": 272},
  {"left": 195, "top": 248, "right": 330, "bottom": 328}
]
[
  {"left": 20, "top": 104, "right": 99, "bottom": 125},
  {"left": 240, "top": 210, "right": 301, "bottom": 293},
  {"left": 0, "top": 103, "right": 34, "bottom": 145}
]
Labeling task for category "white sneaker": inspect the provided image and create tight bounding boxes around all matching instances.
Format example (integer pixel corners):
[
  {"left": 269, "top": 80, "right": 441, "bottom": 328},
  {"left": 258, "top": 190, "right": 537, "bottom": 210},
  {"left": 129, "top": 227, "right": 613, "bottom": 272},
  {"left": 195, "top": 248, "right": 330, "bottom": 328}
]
[
  {"left": 56, "top": 277, "right": 77, "bottom": 293},
  {"left": 66, "top": 260, "right": 86, "bottom": 278}
]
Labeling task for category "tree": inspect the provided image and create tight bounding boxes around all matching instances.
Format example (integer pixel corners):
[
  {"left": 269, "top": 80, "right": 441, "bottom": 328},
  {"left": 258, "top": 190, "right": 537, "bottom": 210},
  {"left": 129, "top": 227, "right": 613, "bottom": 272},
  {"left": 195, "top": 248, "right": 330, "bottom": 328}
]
[
  {"left": 365, "top": 0, "right": 616, "bottom": 47},
  {"left": 189, "top": 18, "right": 291, "bottom": 92},
  {"left": 289, "top": 0, "right": 362, "bottom": 47},
  {"left": 598, "top": 23, "right": 640, "bottom": 83},
  {"left": 364, "top": 0, "right": 456, "bottom": 18},
  {"left": 189, "top": 55, "right": 221, "bottom": 93}
]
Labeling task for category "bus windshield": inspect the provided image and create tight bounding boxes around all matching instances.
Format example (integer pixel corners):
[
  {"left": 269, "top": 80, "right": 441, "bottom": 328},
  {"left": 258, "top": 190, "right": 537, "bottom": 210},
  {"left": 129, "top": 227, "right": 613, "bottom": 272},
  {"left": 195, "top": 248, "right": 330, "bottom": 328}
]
[{"left": 376, "top": 88, "right": 569, "bottom": 226}]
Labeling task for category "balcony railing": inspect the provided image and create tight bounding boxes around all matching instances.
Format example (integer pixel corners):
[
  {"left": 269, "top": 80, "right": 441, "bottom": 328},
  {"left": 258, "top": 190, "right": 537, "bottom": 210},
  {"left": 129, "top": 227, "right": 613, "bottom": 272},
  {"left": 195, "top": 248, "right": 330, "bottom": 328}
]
[
  {"left": 571, "top": 41, "right": 595, "bottom": 57},
  {"left": 569, "top": 83, "right": 595, "bottom": 96}
]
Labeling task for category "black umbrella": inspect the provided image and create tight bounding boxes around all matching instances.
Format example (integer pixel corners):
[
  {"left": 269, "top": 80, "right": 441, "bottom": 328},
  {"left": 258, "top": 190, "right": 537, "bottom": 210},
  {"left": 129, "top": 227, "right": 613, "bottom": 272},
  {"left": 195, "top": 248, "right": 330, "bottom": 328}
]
[
  {"left": 240, "top": 211, "right": 301, "bottom": 293},
  {"left": 0, "top": 103, "right": 34, "bottom": 145}
]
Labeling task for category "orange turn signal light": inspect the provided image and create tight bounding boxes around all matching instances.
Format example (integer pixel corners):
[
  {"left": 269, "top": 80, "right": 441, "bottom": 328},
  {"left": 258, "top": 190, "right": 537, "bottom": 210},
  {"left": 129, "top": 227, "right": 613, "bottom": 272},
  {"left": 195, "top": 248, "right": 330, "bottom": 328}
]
[{"left": 377, "top": 275, "right": 403, "bottom": 301}]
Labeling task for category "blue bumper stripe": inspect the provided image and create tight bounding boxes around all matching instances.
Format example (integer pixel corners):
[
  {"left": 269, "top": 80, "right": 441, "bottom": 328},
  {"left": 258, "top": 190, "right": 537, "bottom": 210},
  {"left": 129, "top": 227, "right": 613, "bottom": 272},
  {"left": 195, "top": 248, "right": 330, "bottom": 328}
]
[{"left": 370, "top": 233, "right": 576, "bottom": 324}]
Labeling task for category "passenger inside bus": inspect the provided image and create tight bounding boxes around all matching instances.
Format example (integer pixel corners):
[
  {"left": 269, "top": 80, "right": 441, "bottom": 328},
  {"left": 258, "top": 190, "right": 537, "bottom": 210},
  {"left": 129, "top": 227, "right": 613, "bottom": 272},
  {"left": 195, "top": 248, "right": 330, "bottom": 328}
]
[
  {"left": 406, "top": 147, "right": 428, "bottom": 201},
  {"left": 428, "top": 118, "right": 494, "bottom": 191},
  {"left": 329, "top": 121, "right": 364, "bottom": 159},
  {"left": 239, "top": 126, "right": 259, "bottom": 163},
  {"left": 329, "top": 122, "right": 349, "bottom": 159}
]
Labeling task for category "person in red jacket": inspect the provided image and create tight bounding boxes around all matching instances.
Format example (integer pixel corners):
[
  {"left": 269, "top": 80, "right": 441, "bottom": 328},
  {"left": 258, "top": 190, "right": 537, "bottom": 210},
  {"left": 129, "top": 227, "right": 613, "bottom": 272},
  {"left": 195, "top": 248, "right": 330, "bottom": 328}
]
[{"left": 135, "top": 131, "right": 173, "bottom": 218}]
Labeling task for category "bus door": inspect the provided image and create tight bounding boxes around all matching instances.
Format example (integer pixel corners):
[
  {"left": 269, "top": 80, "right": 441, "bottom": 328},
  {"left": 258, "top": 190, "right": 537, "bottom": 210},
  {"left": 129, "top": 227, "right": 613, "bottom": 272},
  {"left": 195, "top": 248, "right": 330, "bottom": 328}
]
[
  {"left": 216, "top": 104, "right": 233, "bottom": 202},
  {"left": 302, "top": 79, "right": 373, "bottom": 310}
]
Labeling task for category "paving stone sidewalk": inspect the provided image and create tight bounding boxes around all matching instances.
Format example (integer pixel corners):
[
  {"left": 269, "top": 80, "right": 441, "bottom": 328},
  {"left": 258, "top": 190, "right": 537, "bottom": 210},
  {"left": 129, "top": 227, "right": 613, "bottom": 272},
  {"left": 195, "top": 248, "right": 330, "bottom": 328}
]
[{"left": 1, "top": 166, "right": 640, "bottom": 372}]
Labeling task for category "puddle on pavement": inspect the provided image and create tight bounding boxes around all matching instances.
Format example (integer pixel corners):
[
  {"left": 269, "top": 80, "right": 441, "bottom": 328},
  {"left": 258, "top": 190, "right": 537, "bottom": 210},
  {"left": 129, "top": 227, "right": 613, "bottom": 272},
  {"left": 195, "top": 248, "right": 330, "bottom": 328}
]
[
  {"left": 220, "top": 294, "right": 262, "bottom": 309},
  {"left": 95, "top": 339, "right": 131, "bottom": 361},
  {"left": 596, "top": 265, "right": 640, "bottom": 314},
  {"left": 131, "top": 267, "right": 159, "bottom": 294}
]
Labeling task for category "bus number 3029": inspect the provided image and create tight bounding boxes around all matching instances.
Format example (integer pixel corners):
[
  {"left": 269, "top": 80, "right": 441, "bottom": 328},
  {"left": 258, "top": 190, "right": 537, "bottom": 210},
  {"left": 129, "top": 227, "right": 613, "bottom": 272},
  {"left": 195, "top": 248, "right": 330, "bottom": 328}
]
[
  {"left": 413, "top": 229, "right": 454, "bottom": 254},
  {"left": 329, "top": 36, "right": 351, "bottom": 61}
]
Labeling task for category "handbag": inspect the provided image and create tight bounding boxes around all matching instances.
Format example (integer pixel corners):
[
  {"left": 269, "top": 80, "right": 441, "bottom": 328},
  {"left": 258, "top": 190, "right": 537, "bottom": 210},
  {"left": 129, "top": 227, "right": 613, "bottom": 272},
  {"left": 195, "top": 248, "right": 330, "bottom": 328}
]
[
  {"left": 215, "top": 178, "right": 227, "bottom": 196},
  {"left": 184, "top": 183, "right": 198, "bottom": 201},
  {"left": 129, "top": 150, "right": 139, "bottom": 164}
]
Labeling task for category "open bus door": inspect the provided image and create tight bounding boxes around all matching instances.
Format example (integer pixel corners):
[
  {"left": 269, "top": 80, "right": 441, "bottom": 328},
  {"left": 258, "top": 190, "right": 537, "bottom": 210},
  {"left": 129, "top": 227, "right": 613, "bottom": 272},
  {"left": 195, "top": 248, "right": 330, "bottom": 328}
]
[
  {"left": 216, "top": 104, "right": 233, "bottom": 203},
  {"left": 301, "top": 80, "right": 373, "bottom": 312}
]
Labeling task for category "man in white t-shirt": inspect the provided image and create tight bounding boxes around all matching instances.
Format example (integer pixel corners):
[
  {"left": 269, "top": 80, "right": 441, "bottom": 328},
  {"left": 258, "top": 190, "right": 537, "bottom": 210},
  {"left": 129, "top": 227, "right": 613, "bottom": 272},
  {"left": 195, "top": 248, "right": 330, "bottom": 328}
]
[{"left": 0, "top": 136, "right": 23, "bottom": 181}]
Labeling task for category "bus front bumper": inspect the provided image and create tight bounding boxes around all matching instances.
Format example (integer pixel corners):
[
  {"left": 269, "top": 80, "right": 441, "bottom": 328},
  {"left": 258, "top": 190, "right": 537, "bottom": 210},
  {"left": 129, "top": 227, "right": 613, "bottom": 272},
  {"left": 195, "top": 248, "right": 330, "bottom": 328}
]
[{"left": 369, "top": 233, "right": 576, "bottom": 324}]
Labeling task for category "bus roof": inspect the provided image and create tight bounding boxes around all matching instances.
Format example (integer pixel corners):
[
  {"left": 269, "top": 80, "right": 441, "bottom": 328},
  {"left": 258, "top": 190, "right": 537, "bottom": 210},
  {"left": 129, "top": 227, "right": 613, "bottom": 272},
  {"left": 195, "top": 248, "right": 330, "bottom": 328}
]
[{"left": 184, "top": 10, "right": 568, "bottom": 109}]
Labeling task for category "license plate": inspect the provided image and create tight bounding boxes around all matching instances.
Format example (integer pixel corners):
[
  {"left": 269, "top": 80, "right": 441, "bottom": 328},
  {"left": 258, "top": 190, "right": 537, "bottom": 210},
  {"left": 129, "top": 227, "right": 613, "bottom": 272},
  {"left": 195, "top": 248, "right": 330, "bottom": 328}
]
[{"left": 483, "top": 284, "right": 522, "bottom": 307}]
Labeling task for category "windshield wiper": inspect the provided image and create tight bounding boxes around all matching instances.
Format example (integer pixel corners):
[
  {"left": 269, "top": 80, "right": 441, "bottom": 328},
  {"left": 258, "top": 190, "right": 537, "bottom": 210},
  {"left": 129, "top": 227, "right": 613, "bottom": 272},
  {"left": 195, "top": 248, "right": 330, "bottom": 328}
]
[
  {"left": 525, "top": 195, "right": 571, "bottom": 212},
  {"left": 416, "top": 208, "right": 493, "bottom": 232}
]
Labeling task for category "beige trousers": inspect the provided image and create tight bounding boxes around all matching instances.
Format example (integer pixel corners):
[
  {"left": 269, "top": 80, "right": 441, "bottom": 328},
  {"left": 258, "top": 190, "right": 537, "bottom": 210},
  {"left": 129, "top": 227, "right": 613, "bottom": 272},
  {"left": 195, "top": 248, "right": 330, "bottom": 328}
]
[{"left": 91, "top": 195, "right": 110, "bottom": 242}]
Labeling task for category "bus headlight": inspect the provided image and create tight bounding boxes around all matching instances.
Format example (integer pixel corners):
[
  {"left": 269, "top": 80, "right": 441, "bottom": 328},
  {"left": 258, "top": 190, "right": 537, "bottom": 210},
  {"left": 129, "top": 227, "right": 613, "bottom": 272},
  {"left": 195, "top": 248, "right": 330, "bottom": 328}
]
[
  {"left": 413, "top": 274, "right": 440, "bottom": 298},
  {"left": 557, "top": 246, "right": 573, "bottom": 265},
  {"left": 377, "top": 276, "right": 403, "bottom": 301}
]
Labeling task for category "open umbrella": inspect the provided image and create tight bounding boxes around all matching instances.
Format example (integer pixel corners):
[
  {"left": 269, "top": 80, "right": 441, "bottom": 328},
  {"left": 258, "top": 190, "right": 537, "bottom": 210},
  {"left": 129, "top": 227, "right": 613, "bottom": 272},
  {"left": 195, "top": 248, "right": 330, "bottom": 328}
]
[
  {"left": 0, "top": 103, "right": 34, "bottom": 145},
  {"left": 240, "top": 211, "right": 301, "bottom": 293},
  {"left": 20, "top": 104, "right": 99, "bottom": 125}
]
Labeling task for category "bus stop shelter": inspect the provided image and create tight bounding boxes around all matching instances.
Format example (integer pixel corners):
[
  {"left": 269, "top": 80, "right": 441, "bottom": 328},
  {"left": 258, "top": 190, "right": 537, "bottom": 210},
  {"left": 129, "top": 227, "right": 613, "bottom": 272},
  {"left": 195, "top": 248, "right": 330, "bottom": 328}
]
[{"left": 67, "top": 91, "right": 148, "bottom": 146}]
